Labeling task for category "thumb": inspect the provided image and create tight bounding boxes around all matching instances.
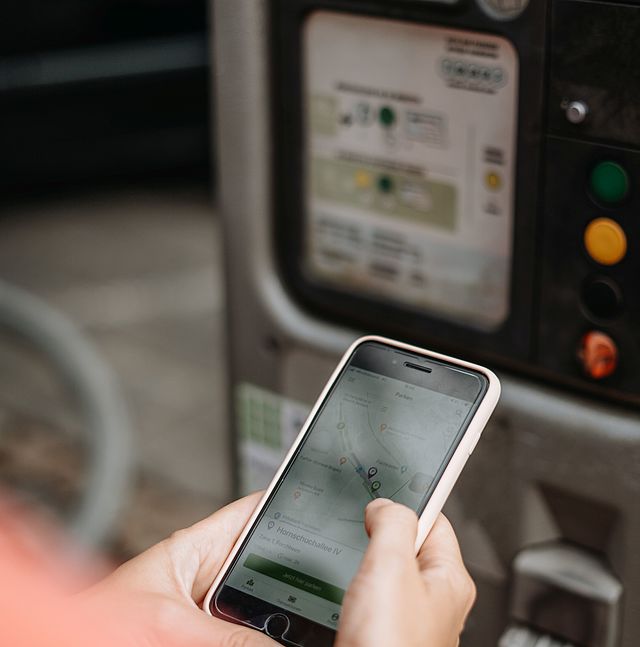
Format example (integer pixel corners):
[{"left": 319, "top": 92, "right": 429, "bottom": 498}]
[{"left": 363, "top": 499, "right": 418, "bottom": 569}]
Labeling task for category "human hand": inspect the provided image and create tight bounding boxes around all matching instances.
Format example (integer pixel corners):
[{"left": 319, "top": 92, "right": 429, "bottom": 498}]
[
  {"left": 86, "top": 492, "right": 277, "bottom": 647},
  {"left": 336, "top": 499, "right": 476, "bottom": 647}
]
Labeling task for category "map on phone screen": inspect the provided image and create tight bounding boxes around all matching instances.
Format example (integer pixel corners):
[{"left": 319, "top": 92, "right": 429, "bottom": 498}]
[{"left": 223, "top": 362, "right": 473, "bottom": 628}]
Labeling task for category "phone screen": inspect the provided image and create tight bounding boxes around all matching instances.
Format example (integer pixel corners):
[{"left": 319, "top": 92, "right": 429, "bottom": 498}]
[{"left": 212, "top": 341, "right": 488, "bottom": 645}]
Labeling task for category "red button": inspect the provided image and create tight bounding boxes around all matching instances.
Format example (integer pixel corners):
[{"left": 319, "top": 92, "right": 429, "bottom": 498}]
[{"left": 578, "top": 331, "right": 618, "bottom": 379}]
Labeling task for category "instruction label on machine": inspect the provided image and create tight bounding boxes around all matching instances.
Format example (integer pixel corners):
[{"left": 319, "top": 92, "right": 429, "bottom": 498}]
[{"left": 303, "top": 12, "right": 518, "bottom": 330}]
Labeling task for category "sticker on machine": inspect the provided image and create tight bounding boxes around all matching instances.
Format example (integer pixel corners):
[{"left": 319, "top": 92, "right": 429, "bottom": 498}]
[
  {"left": 236, "top": 383, "right": 311, "bottom": 494},
  {"left": 303, "top": 12, "right": 519, "bottom": 331}
]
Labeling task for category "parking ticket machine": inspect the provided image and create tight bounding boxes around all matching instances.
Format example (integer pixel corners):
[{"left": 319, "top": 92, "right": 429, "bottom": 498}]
[{"left": 212, "top": 1, "right": 640, "bottom": 644}]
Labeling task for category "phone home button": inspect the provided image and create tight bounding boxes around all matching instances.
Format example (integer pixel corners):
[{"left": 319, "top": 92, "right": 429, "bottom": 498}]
[{"left": 265, "top": 613, "right": 290, "bottom": 638}]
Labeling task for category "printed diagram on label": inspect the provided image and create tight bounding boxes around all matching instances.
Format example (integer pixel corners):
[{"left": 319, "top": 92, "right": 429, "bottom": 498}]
[{"left": 304, "top": 12, "right": 519, "bottom": 330}]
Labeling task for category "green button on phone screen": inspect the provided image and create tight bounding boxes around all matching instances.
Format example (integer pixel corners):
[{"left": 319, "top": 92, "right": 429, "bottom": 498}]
[
  {"left": 244, "top": 554, "right": 345, "bottom": 605},
  {"left": 590, "top": 161, "right": 629, "bottom": 203}
]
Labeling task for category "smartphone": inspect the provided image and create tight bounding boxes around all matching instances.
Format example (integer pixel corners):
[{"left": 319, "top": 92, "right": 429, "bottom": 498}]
[{"left": 204, "top": 336, "right": 500, "bottom": 646}]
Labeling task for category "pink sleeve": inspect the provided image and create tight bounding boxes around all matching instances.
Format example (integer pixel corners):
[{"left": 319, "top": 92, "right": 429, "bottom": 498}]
[{"left": 0, "top": 503, "right": 122, "bottom": 647}]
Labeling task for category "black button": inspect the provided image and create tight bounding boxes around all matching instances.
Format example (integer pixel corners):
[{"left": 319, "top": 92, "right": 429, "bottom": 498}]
[
  {"left": 581, "top": 278, "right": 622, "bottom": 319},
  {"left": 265, "top": 614, "right": 290, "bottom": 638}
]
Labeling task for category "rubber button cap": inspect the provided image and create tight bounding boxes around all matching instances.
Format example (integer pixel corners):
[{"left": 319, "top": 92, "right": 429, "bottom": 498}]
[
  {"left": 584, "top": 218, "right": 627, "bottom": 266},
  {"left": 578, "top": 331, "right": 618, "bottom": 380},
  {"left": 590, "top": 161, "right": 629, "bottom": 203},
  {"left": 468, "top": 431, "right": 482, "bottom": 456}
]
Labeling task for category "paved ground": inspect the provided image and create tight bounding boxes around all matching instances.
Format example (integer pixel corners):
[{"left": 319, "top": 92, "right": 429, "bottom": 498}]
[{"left": 0, "top": 182, "right": 234, "bottom": 558}]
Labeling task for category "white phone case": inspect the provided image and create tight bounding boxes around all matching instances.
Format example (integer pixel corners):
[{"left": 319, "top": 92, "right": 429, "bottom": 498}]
[{"left": 203, "top": 335, "right": 501, "bottom": 615}]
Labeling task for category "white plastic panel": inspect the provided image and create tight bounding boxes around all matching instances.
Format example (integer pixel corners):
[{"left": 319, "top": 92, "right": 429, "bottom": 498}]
[{"left": 303, "top": 12, "right": 519, "bottom": 330}]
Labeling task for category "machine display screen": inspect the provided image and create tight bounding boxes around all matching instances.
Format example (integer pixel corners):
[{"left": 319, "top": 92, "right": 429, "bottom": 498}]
[{"left": 303, "top": 12, "right": 519, "bottom": 331}]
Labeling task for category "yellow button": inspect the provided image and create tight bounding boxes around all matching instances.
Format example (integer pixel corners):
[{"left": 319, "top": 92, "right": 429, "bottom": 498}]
[
  {"left": 584, "top": 218, "right": 627, "bottom": 265},
  {"left": 485, "top": 171, "right": 502, "bottom": 190},
  {"left": 354, "top": 169, "right": 372, "bottom": 189}
]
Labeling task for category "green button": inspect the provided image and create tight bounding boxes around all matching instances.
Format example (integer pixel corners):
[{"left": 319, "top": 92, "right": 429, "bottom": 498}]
[
  {"left": 379, "top": 106, "right": 395, "bottom": 127},
  {"left": 244, "top": 553, "right": 345, "bottom": 605},
  {"left": 377, "top": 175, "right": 394, "bottom": 194},
  {"left": 590, "top": 161, "right": 629, "bottom": 203}
]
